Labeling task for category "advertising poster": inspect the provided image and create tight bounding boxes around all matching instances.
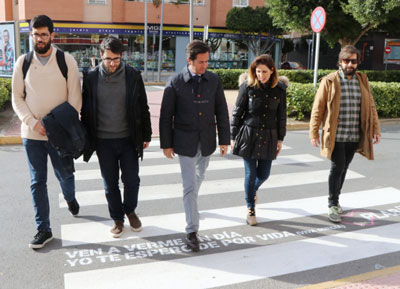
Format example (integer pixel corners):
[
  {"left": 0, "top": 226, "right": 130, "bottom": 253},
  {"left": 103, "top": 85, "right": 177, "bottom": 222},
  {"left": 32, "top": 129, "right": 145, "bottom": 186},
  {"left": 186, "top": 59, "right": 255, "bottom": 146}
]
[{"left": 0, "top": 22, "right": 16, "bottom": 78}]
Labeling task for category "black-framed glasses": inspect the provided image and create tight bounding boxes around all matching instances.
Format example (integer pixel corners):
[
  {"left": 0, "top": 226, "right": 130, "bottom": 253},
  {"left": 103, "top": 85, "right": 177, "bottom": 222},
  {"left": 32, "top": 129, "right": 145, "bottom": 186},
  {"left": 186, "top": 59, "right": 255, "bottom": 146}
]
[
  {"left": 342, "top": 59, "right": 358, "bottom": 65},
  {"left": 32, "top": 33, "right": 50, "bottom": 40},
  {"left": 103, "top": 57, "right": 121, "bottom": 64}
]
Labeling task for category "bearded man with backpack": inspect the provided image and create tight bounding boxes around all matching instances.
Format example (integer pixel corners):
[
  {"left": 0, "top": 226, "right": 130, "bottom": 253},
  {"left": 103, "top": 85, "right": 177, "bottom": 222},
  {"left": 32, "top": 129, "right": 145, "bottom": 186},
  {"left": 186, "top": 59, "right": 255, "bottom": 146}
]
[{"left": 12, "top": 15, "right": 82, "bottom": 249}]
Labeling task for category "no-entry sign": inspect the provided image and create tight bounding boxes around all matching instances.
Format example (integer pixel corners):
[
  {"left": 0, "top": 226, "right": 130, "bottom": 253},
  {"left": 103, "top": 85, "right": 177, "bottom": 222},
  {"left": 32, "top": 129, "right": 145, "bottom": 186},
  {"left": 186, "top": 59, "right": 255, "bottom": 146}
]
[
  {"left": 311, "top": 7, "right": 326, "bottom": 33},
  {"left": 385, "top": 46, "right": 392, "bottom": 54}
]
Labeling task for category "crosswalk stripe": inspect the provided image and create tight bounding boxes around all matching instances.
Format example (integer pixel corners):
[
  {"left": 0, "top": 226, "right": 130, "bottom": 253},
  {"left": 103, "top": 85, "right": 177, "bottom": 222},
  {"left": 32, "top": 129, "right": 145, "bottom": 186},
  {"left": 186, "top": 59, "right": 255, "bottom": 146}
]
[
  {"left": 64, "top": 222, "right": 400, "bottom": 289},
  {"left": 74, "top": 145, "right": 292, "bottom": 163},
  {"left": 60, "top": 187, "right": 399, "bottom": 247},
  {"left": 74, "top": 153, "right": 321, "bottom": 180},
  {"left": 59, "top": 169, "right": 364, "bottom": 208}
]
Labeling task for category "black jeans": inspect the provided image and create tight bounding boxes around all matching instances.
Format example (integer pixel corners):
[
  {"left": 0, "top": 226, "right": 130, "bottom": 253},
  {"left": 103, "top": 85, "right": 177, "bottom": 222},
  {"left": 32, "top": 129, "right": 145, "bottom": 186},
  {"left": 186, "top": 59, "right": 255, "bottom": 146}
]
[
  {"left": 328, "top": 142, "right": 358, "bottom": 207},
  {"left": 96, "top": 137, "right": 140, "bottom": 221}
]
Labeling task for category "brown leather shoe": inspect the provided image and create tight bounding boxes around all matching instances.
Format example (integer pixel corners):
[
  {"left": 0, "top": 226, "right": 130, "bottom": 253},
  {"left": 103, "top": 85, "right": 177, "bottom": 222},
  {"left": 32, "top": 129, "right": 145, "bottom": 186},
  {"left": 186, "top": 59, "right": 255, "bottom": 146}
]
[
  {"left": 110, "top": 220, "right": 124, "bottom": 238},
  {"left": 186, "top": 232, "right": 200, "bottom": 252},
  {"left": 126, "top": 212, "right": 142, "bottom": 232}
]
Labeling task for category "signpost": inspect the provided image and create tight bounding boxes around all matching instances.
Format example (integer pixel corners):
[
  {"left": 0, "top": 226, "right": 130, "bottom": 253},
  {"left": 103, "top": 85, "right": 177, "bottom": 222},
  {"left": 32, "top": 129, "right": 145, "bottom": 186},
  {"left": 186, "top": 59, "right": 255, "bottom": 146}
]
[{"left": 310, "top": 6, "right": 326, "bottom": 88}]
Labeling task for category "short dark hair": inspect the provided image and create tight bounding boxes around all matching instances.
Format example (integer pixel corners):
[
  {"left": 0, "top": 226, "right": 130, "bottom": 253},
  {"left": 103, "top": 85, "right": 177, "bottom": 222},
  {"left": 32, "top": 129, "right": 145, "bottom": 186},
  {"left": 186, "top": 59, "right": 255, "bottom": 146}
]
[
  {"left": 31, "top": 15, "right": 54, "bottom": 34},
  {"left": 100, "top": 36, "right": 124, "bottom": 55},
  {"left": 338, "top": 45, "right": 361, "bottom": 66},
  {"left": 185, "top": 40, "right": 210, "bottom": 61}
]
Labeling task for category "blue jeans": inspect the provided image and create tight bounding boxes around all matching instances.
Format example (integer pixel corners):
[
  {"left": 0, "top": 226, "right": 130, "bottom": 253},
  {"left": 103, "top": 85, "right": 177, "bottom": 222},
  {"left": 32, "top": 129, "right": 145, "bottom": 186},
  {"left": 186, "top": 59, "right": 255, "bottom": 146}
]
[
  {"left": 96, "top": 137, "right": 140, "bottom": 221},
  {"left": 178, "top": 145, "right": 210, "bottom": 233},
  {"left": 23, "top": 138, "right": 75, "bottom": 232},
  {"left": 243, "top": 158, "right": 272, "bottom": 209}
]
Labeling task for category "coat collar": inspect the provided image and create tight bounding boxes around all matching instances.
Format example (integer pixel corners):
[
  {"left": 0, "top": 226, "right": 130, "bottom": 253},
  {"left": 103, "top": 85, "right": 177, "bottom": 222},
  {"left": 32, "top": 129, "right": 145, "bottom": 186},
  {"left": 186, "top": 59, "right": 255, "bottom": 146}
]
[{"left": 182, "top": 65, "right": 210, "bottom": 83}]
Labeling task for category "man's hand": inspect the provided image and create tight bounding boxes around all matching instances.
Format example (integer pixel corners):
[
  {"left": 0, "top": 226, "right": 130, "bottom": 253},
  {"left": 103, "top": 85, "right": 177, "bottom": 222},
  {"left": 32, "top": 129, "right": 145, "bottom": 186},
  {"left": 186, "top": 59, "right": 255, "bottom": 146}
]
[
  {"left": 276, "top": 141, "right": 283, "bottom": 156},
  {"left": 220, "top": 145, "right": 228, "bottom": 157},
  {"left": 143, "top": 142, "right": 150, "bottom": 149},
  {"left": 311, "top": 138, "right": 320, "bottom": 147},
  {"left": 34, "top": 121, "right": 46, "bottom": 136},
  {"left": 373, "top": 134, "right": 381, "bottom": 145},
  {"left": 163, "top": 148, "right": 175, "bottom": 159}
]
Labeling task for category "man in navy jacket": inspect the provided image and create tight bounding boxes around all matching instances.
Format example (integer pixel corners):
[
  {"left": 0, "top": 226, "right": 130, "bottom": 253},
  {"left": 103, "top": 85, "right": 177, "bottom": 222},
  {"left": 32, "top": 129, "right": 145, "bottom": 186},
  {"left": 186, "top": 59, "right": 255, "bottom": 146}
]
[{"left": 160, "top": 40, "right": 230, "bottom": 252}]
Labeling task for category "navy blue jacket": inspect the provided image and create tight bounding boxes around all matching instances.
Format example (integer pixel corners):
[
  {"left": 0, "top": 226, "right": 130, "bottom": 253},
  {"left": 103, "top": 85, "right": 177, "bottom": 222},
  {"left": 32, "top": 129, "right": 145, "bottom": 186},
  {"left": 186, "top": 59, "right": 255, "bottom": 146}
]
[
  {"left": 159, "top": 65, "right": 230, "bottom": 157},
  {"left": 42, "top": 101, "right": 86, "bottom": 159}
]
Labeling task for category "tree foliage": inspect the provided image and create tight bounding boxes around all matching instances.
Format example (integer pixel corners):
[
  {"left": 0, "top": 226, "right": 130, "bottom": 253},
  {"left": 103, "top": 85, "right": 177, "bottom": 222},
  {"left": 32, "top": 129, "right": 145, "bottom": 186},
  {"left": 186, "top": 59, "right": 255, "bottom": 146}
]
[
  {"left": 268, "top": 0, "right": 400, "bottom": 47},
  {"left": 226, "top": 6, "right": 282, "bottom": 56}
]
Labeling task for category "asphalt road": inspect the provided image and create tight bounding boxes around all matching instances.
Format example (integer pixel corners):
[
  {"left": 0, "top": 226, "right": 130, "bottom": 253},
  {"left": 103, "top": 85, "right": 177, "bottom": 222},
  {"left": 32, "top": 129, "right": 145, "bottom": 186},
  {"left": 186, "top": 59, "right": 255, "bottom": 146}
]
[{"left": 0, "top": 124, "right": 400, "bottom": 289}]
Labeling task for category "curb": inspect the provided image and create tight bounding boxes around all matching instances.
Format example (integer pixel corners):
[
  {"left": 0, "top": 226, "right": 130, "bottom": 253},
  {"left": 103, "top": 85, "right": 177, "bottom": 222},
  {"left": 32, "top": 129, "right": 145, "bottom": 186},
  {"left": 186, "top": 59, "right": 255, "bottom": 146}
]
[
  {"left": 0, "top": 136, "right": 22, "bottom": 145},
  {"left": 0, "top": 118, "right": 397, "bottom": 146},
  {"left": 144, "top": 82, "right": 166, "bottom": 86},
  {"left": 299, "top": 265, "right": 400, "bottom": 289}
]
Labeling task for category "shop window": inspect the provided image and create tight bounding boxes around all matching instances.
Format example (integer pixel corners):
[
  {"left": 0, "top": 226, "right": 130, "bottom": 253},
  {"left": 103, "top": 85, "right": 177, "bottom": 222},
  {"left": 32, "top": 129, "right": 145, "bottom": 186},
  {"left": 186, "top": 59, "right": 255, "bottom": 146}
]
[
  {"left": 88, "top": 0, "right": 106, "bottom": 4},
  {"left": 233, "top": 0, "right": 248, "bottom": 7}
]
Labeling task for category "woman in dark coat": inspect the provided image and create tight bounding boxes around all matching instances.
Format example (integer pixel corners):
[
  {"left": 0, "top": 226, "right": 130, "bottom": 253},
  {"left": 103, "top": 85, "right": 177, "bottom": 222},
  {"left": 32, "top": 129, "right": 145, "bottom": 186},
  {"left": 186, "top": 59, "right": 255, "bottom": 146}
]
[{"left": 231, "top": 54, "right": 288, "bottom": 226}]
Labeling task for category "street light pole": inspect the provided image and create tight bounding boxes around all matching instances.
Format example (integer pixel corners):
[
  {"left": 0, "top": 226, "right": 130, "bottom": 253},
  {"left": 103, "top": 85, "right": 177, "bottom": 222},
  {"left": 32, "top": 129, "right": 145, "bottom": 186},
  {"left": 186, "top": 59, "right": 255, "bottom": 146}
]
[
  {"left": 144, "top": 0, "right": 148, "bottom": 81},
  {"left": 189, "top": 0, "right": 193, "bottom": 42},
  {"left": 157, "top": 0, "right": 165, "bottom": 82}
]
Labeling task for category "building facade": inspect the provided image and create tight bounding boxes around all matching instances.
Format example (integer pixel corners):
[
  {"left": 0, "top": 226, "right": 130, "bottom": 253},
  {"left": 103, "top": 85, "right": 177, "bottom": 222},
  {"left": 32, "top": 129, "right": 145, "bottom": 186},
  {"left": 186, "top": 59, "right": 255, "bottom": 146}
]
[{"left": 0, "top": 0, "right": 266, "bottom": 74}]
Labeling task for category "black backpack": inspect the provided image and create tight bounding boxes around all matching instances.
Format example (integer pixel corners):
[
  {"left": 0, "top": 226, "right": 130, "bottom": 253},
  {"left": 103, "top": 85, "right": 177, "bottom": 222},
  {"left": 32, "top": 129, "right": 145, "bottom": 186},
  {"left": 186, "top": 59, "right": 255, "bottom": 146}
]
[{"left": 22, "top": 49, "right": 68, "bottom": 80}]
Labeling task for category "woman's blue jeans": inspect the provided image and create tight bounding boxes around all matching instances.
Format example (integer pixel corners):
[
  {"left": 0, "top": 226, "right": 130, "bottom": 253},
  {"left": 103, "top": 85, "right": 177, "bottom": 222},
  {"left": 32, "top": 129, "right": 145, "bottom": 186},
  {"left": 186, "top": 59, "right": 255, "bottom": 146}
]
[
  {"left": 23, "top": 138, "right": 75, "bottom": 232},
  {"left": 243, "top": 158, "right": 272, "bottom": 209}
]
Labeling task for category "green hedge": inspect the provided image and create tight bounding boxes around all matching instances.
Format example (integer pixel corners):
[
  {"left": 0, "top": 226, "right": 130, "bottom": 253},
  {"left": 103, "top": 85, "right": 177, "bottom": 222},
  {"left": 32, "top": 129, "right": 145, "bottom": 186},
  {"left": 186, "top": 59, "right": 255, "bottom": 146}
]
[
  {"left": 287, "top": 81, "right": 400, "bottom": 120},
  {"left": 212, "top": 69, "right": 400, "bottom": 88},
  {"left": 0, "top": 78, "right": 12, "bottom": 110}
]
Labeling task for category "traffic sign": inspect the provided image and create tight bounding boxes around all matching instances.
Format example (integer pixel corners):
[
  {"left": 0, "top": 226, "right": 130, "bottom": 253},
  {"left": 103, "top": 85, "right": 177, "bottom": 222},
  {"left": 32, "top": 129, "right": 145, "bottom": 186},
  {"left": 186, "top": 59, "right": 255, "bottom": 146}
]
[
  {"left": 385, "top": 46, "right": 392, "bottom": 54},
  {"left": 310, "top": 7, "right": 326, "bottom": 33}
]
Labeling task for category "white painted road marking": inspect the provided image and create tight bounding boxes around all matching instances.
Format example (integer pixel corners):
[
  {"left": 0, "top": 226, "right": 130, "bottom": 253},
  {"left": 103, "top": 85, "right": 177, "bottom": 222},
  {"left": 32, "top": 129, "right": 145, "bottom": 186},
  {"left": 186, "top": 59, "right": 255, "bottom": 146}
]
[
  {"left": 74, "top": 153, "right": 321, "bottom": 180},
  {"left": 74, "top": 144, "right": 292, "bottom": 163},
  {"left": 64, "top": 222, "right": 400, "bottom": 289},
  {"left": 59, "top": 169, "right": 364, "bottom": 207},
  {"left": 61, "top": 187, "right": 399, "bottom": 246}
]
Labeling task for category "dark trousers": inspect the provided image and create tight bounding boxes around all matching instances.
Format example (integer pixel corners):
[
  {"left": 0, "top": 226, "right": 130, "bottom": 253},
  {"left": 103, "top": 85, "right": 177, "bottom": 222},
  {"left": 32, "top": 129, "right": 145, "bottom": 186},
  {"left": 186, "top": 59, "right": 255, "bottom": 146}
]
[
  {"left": 96, "top": 137, "right": 140, "bottom": 221},
  {"left": 328, "top": 142, "right": 358, "bottom": 207}
]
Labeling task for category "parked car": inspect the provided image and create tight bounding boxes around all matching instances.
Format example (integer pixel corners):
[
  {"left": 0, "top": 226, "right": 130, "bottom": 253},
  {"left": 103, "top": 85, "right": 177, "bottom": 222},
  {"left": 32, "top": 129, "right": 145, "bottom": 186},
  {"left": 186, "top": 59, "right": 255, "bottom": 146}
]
[{"left": 281, "top": 61, "right": 306, "bottom": 70}]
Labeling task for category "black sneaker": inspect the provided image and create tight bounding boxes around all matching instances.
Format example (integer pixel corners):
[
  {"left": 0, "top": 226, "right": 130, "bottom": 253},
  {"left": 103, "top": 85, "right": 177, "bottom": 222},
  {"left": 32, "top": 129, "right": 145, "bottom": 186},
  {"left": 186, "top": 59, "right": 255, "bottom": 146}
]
[
  {"left": 186, "top": 232, "right": 200, "bottom": 252},
  {"left": 29, "top": 231, "right": 53, "bottom": 249},
  {"left": 67, "top": 199, "right": 80, "bottom": 216}
]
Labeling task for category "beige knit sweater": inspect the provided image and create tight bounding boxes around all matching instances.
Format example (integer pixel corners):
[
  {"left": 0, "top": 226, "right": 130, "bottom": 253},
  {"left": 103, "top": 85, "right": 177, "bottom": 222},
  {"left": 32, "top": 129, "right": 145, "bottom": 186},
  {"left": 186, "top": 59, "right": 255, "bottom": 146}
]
[{"left": 12, "top": 46, "right": 82, "bottom": 140}]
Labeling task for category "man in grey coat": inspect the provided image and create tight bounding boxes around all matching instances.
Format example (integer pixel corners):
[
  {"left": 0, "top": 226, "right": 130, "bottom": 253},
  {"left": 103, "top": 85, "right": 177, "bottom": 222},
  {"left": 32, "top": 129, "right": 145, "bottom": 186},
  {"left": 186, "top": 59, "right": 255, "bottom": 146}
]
[{"left": 160, "top": 40, "right": 230, "bottom": 252}]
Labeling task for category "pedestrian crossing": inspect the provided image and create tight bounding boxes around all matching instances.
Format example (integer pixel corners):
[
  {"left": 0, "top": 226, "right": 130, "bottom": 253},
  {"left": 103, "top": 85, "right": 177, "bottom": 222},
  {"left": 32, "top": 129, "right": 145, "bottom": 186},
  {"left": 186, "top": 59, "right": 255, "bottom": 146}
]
[{"left": 59, "top": 140, "right": 400, "bottom": 289}]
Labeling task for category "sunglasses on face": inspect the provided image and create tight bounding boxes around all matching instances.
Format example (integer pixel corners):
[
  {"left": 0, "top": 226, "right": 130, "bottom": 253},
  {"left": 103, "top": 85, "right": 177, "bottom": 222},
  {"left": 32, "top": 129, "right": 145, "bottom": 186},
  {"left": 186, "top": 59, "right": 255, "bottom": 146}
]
[{"left": 342, "top": 59, "right": 358, "bottom": 65}]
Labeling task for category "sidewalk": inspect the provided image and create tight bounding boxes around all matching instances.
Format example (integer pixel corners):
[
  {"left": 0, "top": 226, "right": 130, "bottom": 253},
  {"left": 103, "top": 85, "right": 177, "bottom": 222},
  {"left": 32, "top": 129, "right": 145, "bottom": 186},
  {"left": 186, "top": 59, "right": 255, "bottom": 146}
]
[
  {"left": 300, "top": 265, "right": 400, "bottom": 289},
  {"left": 0, "top": 87, "right": 310, "bottom": 145}
]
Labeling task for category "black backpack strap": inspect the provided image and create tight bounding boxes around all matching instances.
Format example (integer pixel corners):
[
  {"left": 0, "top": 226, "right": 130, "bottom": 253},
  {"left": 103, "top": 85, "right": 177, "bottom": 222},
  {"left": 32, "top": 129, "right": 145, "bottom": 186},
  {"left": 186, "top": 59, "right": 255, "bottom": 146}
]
[
  {"left": 22, "top": 51, "right": 34, "bottom": 80},
  {"left": 56, "top": 49, "right": 68, "bottom": 81}
]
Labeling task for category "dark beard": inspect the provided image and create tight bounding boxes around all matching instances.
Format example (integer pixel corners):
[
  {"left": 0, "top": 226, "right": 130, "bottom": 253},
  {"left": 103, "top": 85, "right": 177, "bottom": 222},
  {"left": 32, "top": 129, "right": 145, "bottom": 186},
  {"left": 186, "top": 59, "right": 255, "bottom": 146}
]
[
  {"left": 34, "top": 40, "right": 51, "bottom": 55},
  {"left": 343, "top": 67, "right": 356, "bottom": 76}
]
